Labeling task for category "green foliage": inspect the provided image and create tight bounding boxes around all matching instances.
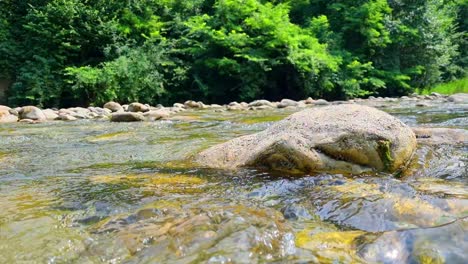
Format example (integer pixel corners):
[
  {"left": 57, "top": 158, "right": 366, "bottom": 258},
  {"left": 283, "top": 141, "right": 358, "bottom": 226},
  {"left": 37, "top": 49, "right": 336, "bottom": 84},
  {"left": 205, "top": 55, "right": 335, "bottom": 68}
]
[
  {"left": 419, "top": 77, "right": 468, "bottom": 95},
  {"left": 0, "top": 0, "right": 466, "bottom": 107}
]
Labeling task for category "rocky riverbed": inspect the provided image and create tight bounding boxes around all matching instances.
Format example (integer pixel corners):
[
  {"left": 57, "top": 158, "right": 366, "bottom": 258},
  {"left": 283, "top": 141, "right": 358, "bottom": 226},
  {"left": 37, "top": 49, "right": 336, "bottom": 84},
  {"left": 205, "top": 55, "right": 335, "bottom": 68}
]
[{"left": 0, "top": 94, "right": 467, "bottom": 263}]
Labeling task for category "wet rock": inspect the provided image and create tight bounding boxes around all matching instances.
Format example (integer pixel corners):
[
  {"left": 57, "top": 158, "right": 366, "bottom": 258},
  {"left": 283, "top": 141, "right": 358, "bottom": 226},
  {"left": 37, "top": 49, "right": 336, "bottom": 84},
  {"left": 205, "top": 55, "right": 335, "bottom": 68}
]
[
  {"left": 0, "top": 109, "right": 18, "bottom": 123},
  {"left": 0, "top": 105, "right": 10, "bottom": 111},
  {"left": 19, "top": 106, "right": 47, "bottom": 121},
  {"left": 227, "top": 102, "right": 246, "bottom": 111},
  {"left": 127, "top": 102, "right": 149, "bottom": 113},
  {"left": 249, "top": 105, "right": 272, "bottom": 111},
  {"left": 277, "top": 99, "right": 298, "bottom": 108},
  {"left": 416, "top": 102, "right": 430, "bottom": 107},
  {"left": 58, "top": 114, "right": 78, "bottom": 121},
  {"left": 413, "top": 127, "right": 467, "bottom": 145},
  {"left": 184, "top": 100, "right": 204, "bottom": 109},
  {"left": 196, "top": 105, "right": 416, "bottom": 174},
  {"left": 296, "top": 228, "right": 365, "bottom": 263},
  {"left": 210, "top": 104, "right": 223, "bottom": 109},
  {"left": 103, "top": 101, "right": 124, "bottom": 112},
  {"left": 173, "top": 103, "right": 185, "bottom": 109},
  {"left": 110, "top": 112, "right": 145, "bottom": 122},
  {"left": 447, "top": 93, "right": 468, "bottom": 103},
  {"left": 143, "top": 109, "right": 171, "bottom": 121},
  {"left": 314, "top": 99, "right": 330, "bottom": 105},
  {"left": 359, "top": 219, "right": 467, "bottom": 264},
  {"left": 19, "top": 118, "right": 35, "bottom": 123},
  {"left": 304, "top": 97, "right": 315, "bottom": 104},
  {"left": 42, "top": 109, "right": 59, "bottom": 120},
  {"left": 88, "top": 107, "right": 111, "bottom": 116}
]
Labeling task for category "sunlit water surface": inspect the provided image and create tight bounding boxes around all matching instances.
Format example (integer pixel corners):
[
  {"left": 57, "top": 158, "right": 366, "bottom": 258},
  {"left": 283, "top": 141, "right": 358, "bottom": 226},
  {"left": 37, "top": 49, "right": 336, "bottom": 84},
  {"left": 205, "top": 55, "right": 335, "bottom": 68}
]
[{"left": 0, "top": 100, "right": 466, "bottom": 263}]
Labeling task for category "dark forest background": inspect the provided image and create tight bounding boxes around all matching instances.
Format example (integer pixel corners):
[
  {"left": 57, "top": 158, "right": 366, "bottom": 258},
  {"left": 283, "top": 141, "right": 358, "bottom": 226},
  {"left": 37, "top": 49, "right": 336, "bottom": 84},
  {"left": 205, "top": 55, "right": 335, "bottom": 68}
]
[{"left": 0, "top": 0, "right": 466, "bottom": 107}]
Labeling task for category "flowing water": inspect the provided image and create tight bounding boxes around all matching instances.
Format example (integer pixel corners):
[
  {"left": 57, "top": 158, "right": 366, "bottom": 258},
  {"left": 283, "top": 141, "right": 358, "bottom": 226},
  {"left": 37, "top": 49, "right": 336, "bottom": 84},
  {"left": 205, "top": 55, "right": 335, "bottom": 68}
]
[{"left": 0, "top": 100, "right": 466, "bottom": 263}]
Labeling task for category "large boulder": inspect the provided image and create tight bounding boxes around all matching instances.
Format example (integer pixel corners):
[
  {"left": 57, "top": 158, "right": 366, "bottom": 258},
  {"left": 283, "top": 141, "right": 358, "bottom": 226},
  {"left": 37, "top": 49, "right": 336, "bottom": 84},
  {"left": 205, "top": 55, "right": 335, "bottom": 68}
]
[
  {"left": 19, "top": 106, "right": 46, "bottom": 121},
  {"left": 196, "top": 105, "right": 416, "bottom": 174}
]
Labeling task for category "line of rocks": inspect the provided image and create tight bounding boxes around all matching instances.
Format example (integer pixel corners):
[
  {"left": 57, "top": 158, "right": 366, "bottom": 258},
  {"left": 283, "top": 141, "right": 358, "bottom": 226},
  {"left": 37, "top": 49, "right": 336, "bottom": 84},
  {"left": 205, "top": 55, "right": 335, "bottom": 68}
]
[{"left": 0, "top": 92, "right": 466, "bottom": 123}]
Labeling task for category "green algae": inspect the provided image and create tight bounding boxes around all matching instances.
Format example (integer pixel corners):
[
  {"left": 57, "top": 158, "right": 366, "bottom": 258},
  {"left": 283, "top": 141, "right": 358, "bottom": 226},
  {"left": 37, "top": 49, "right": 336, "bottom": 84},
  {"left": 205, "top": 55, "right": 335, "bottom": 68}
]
[
  {"left": 239, "top": 114, "right": 287, "bottom": 124},
  {"left": 377, "top": 140, "right": 394, "bottom": 171},
  {"left": 86, "top": 131, "right": 133, "bottom": 142}
]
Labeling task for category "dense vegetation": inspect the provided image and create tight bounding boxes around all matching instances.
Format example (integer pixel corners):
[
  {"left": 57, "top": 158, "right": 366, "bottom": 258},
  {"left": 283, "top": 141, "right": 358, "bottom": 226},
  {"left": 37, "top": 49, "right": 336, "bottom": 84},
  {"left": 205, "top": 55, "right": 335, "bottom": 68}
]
[{"left": 0, "top": 0, "right": 466, "bottom": 107}]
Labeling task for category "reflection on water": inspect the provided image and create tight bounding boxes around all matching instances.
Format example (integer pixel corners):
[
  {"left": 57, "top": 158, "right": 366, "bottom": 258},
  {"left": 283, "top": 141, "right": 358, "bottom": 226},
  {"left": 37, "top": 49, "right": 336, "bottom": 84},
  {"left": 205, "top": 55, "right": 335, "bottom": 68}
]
[{"left": 0, "top": 100, "right": 466, "bottom": 263}]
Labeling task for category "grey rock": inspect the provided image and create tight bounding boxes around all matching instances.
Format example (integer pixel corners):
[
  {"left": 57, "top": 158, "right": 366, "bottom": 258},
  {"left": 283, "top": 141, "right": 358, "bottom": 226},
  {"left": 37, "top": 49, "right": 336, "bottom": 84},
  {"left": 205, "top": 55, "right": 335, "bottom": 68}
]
[
  {"left": 19, "top": 106, "right": 47, "bottom": 121},
  {"left": 447, "top": 93, "right": 468, "bottom": 103},
  {"left": 277, "top": 99, "right": 298, "bottom": 108},
  {"left": 248, "top": 100, "right": 275, "bottom": 108},
  {"left": 110, "top": 112, "right": 145, "bottom": 122},
  {"left": 314, "top": 99, "right": 330, "bottom": 105},
  {"left": 196, "top": 105, "right": 416, "bottom": 174},
  {"left": 103, "top": 102, "right": 124, "bottom": 112},
  {"left": 127, "top": 102, "right": 149, "bottom": 113},
  {"left": 143, "top": 109, "right": 171, "bottom": 121},
  {"left": 42, "top": 109, "right": 59, "bottom": 120}
]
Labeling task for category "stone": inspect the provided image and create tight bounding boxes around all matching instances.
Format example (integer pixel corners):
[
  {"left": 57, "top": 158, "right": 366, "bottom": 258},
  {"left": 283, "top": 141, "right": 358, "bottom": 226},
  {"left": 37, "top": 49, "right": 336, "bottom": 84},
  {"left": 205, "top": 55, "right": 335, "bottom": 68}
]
[
  {"left": 127, "top": 102, "right": 149, "bottom": 113},
  {"left": 248, "top": 100, "right": 275, "bottom": 108},
  {"left": 58, "top": 114, "right": 78, "bottom": 121},
  {"left": 413, "top": 127, "right": 467, "bottom": 145},
  {"left": 42, "top": 109, "right": 59, "bottom": 120},
  {"left": 143, "top": 109, "right": 171, "bottom": 121},
  {"left": 314, "top": 99, "right": 330, "bottom": 105},
  {"left": 103, "top": 101, "right": 124, "bottom": 112},
  {"left": 0, "top": 109, "right": 18, "bottom": 123},
  {"left": 173, "top": 103, "right": 185, "bottom": 109},
  {"left": 196, "top": 105, "right": 416, "bottom": 174},
  {"left": 184, "top": 100, "right": 203, "bottom": 108},
  {"left": 19, "top": 106, "right": 46, "bottom": 121},
  {"left": 210, "top": 104, "right": 224, "bottom": 109},
  {"left": 110, "top": 112, "right": 145, "bottom": 122},
  {"left": 19, "top": 119, "right": 35, "bottom": 123},
  {"left": 227, "top": 102, "right": 245, "bottom": 111},
  {"left": 304, "top": 97, "right": 315, "bottom": 104},
  {"left": 447, "top": 93, "right": 468, "bottom": 103},
  {"left": 416, "top": 102, "right": 430, "bottom": 107},
  {"left": 277, "top": 99, "right": 298, "bottom": 108},
  {"left": 0, "top": 105, "right": 10, "bottom": 111}
]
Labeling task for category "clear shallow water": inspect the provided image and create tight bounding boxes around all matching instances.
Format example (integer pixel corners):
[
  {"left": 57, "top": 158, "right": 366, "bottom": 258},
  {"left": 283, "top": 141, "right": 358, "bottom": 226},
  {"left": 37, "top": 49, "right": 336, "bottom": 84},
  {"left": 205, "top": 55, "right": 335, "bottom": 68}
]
[{"left": 0, "top": 100, "right": 467, "bottom": 263}]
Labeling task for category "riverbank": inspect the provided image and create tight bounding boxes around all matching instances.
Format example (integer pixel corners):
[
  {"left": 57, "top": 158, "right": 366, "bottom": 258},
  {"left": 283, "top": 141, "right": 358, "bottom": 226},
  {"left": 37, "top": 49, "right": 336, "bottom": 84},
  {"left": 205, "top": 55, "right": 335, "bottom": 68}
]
[{"left": 1, "top": 93, "right": 466, "bottom": 124}]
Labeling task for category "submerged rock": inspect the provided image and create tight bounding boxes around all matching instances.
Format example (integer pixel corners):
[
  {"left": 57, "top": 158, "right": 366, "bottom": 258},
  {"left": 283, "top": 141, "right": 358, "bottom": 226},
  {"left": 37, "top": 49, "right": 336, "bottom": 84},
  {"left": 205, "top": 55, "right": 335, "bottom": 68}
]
[
  {"left": 196, "top": 105, "right": 416, "bottom": 174},
  {"left": 110, "top": 112, "right": 145, "bottom": 122}
]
